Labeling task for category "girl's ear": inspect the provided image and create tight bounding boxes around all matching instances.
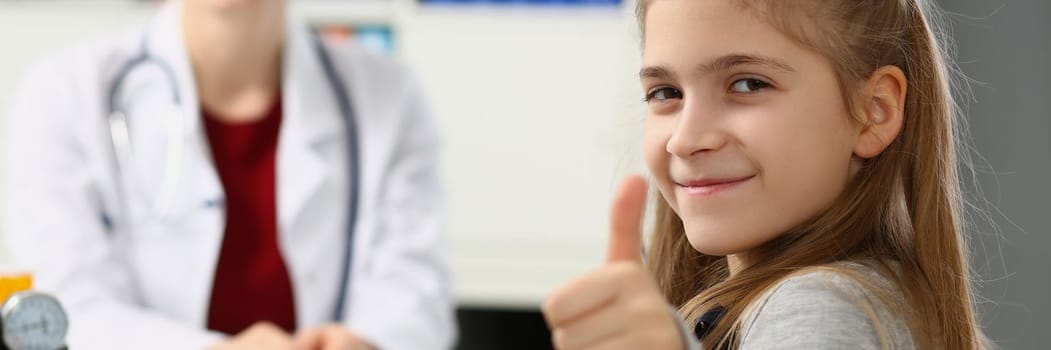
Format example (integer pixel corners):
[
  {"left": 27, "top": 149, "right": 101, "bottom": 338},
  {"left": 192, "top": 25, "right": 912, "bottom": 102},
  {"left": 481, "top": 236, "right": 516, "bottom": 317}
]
[{"left": 854, "top": 65, "right": 908, "bottom": 159}]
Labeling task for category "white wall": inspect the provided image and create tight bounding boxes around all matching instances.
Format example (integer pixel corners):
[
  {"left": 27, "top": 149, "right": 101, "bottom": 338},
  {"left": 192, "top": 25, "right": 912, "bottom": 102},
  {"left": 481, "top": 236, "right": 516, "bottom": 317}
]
[
  {"left": 400, "top": 6, "right": 647, "bottom": 308},
  {"left": 0, "top": 0, "right": 647, "bottom": 309}
]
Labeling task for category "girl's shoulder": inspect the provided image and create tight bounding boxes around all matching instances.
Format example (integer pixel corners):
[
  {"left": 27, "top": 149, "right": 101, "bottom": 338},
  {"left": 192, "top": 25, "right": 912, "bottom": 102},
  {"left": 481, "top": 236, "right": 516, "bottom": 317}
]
[{"left": 737, "top": 261, "right": 916, "bottom": 350}]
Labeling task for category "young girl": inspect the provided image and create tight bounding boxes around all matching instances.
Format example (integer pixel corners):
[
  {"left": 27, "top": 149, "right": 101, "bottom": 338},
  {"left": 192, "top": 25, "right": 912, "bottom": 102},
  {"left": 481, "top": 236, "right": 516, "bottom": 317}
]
[{"left": 543, "top": 0, "right": 987, "bottom": 349}]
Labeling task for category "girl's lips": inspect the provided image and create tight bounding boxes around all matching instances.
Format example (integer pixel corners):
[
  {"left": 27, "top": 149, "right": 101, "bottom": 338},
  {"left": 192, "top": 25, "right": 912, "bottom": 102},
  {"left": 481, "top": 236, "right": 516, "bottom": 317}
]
[{"left": 676, "top": 175, "right": 755, "bottom": 197}]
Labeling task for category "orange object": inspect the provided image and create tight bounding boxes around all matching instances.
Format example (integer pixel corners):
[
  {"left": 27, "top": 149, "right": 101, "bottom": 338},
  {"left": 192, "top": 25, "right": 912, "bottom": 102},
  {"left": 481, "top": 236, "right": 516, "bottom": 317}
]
[{"left": 0, "top": 272, "right": 33, "bottom": 304}]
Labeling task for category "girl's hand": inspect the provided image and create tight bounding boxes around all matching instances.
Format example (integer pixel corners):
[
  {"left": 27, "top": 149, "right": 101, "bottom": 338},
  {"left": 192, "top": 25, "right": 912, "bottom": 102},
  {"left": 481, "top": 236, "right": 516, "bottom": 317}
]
[{"left": 543, "top": 176, "right": 686, "bottom": 350}]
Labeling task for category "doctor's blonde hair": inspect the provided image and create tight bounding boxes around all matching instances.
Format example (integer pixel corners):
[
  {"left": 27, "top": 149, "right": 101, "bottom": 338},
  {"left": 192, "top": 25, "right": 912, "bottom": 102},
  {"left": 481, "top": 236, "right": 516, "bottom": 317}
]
[{"left": 638, "top": 1, "right": 987, "bottom": 349}]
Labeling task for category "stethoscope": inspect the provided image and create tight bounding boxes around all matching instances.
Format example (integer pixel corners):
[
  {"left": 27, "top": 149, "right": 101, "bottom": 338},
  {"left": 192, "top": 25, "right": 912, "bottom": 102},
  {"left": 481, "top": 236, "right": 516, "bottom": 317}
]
[{"left": 105, "top": 27, "right": 360, "bottom": 322}]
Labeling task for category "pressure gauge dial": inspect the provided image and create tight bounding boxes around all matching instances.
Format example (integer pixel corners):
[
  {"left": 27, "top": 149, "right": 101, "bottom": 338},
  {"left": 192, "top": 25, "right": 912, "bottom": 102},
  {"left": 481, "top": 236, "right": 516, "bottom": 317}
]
[{"left": 0, "top": 291, "right": 68, "bottom": 350}]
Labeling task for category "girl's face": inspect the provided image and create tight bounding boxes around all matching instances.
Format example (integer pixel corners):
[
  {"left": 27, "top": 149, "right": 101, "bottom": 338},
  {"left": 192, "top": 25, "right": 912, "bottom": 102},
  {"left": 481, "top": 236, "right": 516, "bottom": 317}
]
[{"left": 641, "top": 0, "right": 862, "bottom": 257}]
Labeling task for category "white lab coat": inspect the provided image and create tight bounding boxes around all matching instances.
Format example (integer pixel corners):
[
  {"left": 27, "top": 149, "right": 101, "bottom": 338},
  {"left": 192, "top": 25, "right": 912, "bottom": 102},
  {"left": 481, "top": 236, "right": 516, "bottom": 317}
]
[{"left": 2, "top": 3, "right": 454, "bottom": 350}]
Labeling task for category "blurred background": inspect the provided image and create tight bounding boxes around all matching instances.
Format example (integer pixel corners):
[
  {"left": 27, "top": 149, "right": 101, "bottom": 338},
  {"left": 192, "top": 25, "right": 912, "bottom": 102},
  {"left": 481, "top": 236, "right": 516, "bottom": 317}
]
[{"left": 0, "top": 0, "right": 1046, "bottom": 349}]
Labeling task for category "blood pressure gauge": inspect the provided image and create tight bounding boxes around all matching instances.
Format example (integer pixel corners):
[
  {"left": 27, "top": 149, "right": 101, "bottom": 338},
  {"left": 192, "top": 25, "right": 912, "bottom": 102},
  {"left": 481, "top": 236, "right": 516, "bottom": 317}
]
[{"left": 0, "top": 291, "right": 68, "bottom": 350}]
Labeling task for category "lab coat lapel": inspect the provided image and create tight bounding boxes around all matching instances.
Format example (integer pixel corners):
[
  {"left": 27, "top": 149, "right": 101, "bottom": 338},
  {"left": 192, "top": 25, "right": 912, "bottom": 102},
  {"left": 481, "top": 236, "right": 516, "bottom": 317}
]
[
  {"left": 278, "top": 19, "right": 343, "bottom": 237},
  {"left": 145, "top": 0, "right": 221, "bottom": 220},
  {"left": 144, "top": 1, "right": 226, "bottom": 327},
  {"left": 149, "top": 0, "right": 203, "bottom": 173}
]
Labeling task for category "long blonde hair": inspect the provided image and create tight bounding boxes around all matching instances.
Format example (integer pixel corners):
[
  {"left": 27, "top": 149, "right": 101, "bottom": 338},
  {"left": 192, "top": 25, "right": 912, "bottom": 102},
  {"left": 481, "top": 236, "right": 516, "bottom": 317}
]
[{"left": 637, "top": 1, "right": 985, "bottom": 349}]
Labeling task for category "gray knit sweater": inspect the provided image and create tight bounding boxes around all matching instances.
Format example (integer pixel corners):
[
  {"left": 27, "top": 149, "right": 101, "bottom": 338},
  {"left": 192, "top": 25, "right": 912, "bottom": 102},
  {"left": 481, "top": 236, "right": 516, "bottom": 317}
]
[{"left": 679, "top": 265, "right": 917, "bottom": 350}]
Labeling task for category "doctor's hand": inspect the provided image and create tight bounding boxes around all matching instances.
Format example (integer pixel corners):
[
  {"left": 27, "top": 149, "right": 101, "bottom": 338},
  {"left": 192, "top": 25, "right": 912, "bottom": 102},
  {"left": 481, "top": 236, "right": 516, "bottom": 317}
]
[
  {"left": 293, "top": 324, "right": 377, "bottom": 350},
  {"left": 542, "top": 176, "right": 686, "bottom": 350},
  {"left": 210, "top": 322, "right": 294, "bottom": 350}
]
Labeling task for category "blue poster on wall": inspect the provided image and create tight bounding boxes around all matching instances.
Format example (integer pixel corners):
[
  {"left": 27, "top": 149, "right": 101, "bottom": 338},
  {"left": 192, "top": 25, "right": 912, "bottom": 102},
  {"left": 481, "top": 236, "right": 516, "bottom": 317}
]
[{"left": 315, "top": 24, "right": 395, "bottom": 56}]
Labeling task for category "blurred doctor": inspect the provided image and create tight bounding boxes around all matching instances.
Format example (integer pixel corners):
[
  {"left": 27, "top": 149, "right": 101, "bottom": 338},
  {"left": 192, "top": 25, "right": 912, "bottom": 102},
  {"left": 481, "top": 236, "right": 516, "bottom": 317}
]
[{"left": 2, "top": 0, "right": 454, "bottom": 349}]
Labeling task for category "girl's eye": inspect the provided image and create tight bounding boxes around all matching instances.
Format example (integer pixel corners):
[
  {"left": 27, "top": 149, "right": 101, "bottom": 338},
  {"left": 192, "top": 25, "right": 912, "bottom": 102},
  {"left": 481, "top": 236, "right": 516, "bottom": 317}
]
[
  {"left": 729, "top": 78, "right": 772, "bottom": 94},
  {"left": 644, "top": 87, "right": 684, "bottom": 103}
]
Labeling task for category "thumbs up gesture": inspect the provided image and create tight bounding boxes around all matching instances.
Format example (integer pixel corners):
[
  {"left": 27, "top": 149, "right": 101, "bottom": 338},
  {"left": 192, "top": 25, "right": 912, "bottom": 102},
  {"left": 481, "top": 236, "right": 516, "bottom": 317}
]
[{"left": 542, "top": 176, "right": 686, "bottom": 350}]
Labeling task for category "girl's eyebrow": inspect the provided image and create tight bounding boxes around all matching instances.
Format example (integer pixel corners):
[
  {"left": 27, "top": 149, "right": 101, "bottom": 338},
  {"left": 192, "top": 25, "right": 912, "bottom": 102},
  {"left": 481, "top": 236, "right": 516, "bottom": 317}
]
[
  {"left": 639, "top": 53, "right": 796, "bottom": 80},
  {"left": 639, "top": 65, "right": 675, "bottom": 80},
  {"left": 697, "top": 53, "right": 797, "bottom": 75}
]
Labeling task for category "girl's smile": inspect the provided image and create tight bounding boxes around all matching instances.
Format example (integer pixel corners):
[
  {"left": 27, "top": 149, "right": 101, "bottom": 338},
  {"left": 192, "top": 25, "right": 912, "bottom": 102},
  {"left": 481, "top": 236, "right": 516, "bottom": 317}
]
[{"left": 674, "top": 175, "right": 755, "bottom": 197}]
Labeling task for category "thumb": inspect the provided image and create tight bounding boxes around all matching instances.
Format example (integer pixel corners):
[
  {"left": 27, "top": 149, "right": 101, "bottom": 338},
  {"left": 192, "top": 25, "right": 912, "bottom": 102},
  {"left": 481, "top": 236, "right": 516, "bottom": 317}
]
[{"left": 606, "top": 175, "right": 648, "bottom": 264}]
